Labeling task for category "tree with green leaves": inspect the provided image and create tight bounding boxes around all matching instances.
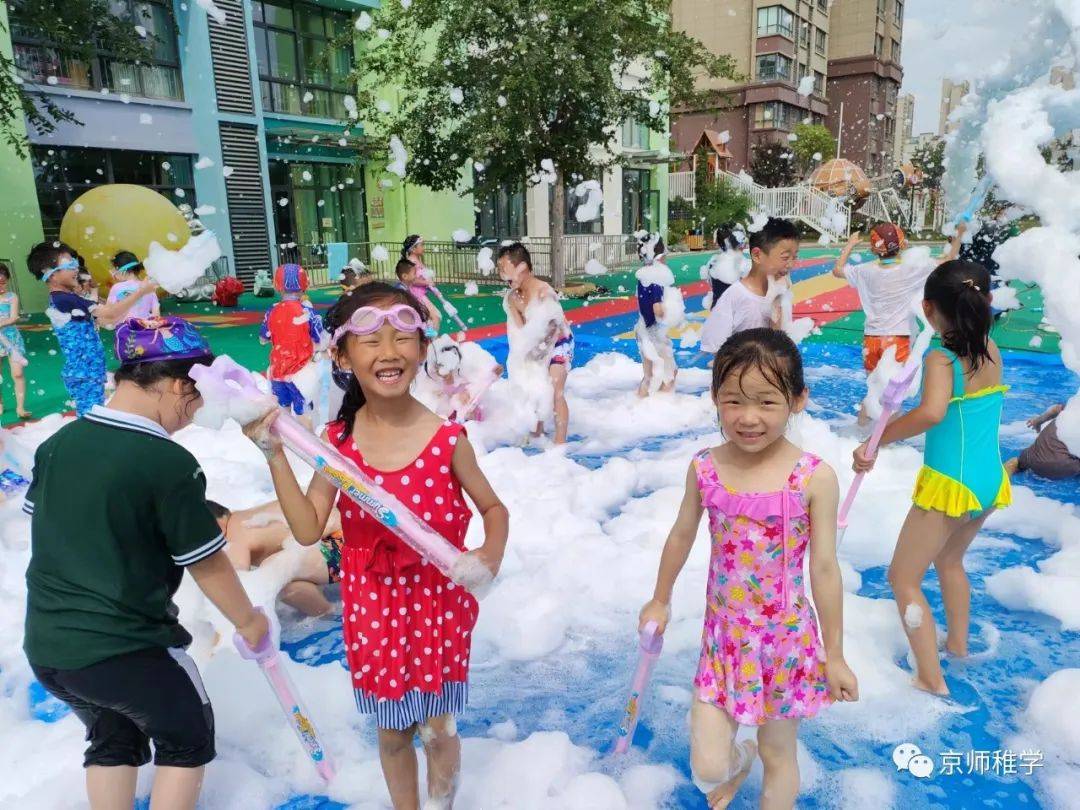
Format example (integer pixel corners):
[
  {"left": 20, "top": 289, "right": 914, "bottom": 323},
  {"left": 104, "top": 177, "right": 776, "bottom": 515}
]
[
  {"left": 692, "top": 178, "right": 751, "bottom": 241},
  {"left": 791, "top": 123, "right": 836, "bottom": 176},
  {"left": 750, "top": 142, "right": 796, "bottom": 188},
  {"left": 910, "top": 138, "right": 946, "bottom": 190},
  {"left": 350, "top": 0, "right": 739, "bottom": 287},
  {"left": 1, "top": 0, "right": 153, "bottom": 158}
]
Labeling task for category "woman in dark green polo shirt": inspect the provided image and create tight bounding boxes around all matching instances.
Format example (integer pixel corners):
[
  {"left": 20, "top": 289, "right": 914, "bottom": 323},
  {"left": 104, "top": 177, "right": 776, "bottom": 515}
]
[{"left": 23, "top": 316, "right": 269, "bottom": 810}]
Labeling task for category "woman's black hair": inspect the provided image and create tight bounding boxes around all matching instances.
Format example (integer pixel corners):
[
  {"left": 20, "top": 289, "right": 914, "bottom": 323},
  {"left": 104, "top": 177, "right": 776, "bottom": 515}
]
[
  {"left": 924, "top": 259, "right": 994, "bottom": 372},
  {"left": 401, "top": 234, "right": 422, "bottom": 260},
  {"left": 113, "top": 355, "right": 215, "bottom": 408},
  {"left": 323, "top": 281, "right": 429, "bottom": 441},
  {"left": 111, "top": 251, "right": 143, "bottom": 274},
  {"left": 710, "top": 328, "right": 805, "bottom": 403}
]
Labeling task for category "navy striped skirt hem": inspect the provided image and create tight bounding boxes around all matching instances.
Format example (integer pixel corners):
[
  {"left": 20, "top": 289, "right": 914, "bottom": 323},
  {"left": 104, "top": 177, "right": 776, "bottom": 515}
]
[{"left": 354, "top": 681, "right": 468, "bottom": 730}]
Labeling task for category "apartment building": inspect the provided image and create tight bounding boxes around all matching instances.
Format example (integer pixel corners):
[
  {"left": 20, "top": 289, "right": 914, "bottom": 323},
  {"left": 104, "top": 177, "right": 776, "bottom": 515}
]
[
  {"left": 671, "top": 0, "right": 905, "bottom": 178},
  {"left": 939, "top": 78, "right": 970, "bottom": 136},
  {"left": 893, "top": 92, "right": 915, "bottom": 162}
]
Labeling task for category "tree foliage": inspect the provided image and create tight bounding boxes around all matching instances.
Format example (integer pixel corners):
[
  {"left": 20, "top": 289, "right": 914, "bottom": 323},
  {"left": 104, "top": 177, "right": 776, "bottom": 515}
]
[
  {"left": 791, "top": 123, "right": 836, "bottom": 176},
  {"left": 750, "top": 142, "right": 796, "bottom": 188},
  {"left": 350, "top": 0, "right": 740, "bottom": 283},
  {"left": 2, "top": 0, "right": 154, "bottom": 157},
  {"left": 692, "top": 178, "right": 751, "bottom": 239},
  {"left": 910, "top": 139, "right": 946, "bottom": 191}
]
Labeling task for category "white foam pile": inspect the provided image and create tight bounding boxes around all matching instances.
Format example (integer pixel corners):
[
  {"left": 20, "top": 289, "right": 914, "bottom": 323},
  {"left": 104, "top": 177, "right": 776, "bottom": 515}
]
[
  {"left": 0, "top": 345, "right": 1073, "bottom": 807},
  {"left": 143, "top": 231, "right": 223, "bottom": 294},
  {"left": 573, "top": 181, "right": 603, "bottom": 223}
]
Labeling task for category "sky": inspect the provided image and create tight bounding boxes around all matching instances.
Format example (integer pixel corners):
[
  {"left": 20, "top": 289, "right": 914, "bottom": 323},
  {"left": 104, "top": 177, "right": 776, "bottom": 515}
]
[{"left": 901, "top": 0, "right": 1034, "bottom": 134}]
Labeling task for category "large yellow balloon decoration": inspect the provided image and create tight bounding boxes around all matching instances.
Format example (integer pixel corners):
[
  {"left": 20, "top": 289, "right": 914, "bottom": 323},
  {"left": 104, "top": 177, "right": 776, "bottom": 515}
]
[{"left": 59, "top": 185, "right": 190, "bottom": 293}]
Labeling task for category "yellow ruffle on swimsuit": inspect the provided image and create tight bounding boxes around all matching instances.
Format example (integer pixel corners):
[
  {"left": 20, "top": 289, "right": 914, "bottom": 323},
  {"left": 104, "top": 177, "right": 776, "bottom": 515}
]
[{"left": 913, "top": 349, "right": 1011, "bottom": 518}]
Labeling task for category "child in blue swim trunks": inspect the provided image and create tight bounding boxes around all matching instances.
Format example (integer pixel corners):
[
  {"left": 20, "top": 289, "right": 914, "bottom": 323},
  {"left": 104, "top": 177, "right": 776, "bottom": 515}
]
[{"left": 853, "top": 260, "right": 1010, "bottom": 697}]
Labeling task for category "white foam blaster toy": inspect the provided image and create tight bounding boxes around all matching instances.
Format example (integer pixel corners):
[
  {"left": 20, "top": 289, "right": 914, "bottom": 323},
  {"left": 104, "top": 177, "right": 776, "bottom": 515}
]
[{"left": 189, "top": 356, "right": 493, "bottom": 594}]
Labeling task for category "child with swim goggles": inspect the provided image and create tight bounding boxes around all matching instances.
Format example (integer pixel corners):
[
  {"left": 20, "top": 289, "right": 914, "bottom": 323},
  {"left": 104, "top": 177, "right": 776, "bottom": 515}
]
[
  {"left": 244, "top": 282, "right": 509, "bottom": 809},
  {"left": 107, "top": 251, "right": 160, "bottom": 321}
]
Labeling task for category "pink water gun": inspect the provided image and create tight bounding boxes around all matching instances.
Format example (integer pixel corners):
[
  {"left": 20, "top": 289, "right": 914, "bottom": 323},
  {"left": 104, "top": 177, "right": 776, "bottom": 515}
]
[
  {"left": 837, "top": 360, "right": 922, "bottom": 544},
  {"left": 453, "top": 368, "right": 501, "bottom": 424},
  {"left": 233, "top": 608, "right": 334, "bottom": 782},
  {"left": 190, "top": 356, "right": 493, "bottom": 593},
  {"left": 428, "top": 284, "right": 469, "bottom": 335},
  {"left": 614, "top": 621, "right": 664, "bottom": 754}
]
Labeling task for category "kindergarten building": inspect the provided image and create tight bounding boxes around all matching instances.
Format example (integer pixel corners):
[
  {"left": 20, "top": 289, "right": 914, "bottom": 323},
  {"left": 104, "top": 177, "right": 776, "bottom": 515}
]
[{"left": 0, "top": 0, "right": 668, "bottom": 311}]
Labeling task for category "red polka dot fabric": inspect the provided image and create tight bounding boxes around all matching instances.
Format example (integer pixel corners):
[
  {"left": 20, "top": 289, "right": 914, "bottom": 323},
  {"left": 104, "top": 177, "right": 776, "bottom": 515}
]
[{"left": 328, "top": 420, "right": 477, "bottom": 703}]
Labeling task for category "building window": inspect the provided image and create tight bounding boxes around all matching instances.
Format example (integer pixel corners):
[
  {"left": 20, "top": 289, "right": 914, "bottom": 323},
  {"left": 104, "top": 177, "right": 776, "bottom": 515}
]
[
  {"left": 32, "top": 146, "right": 194, "bottom": 238},
  {"left": 254, "top": 0, "right": 355, "bottom": 119},
  {"left": 874, "top": 34, "right": 884, "bottom": 57},
  {"left": 891, "top": 39, "right": 901, "bottom": 62},
  {"left": 799, "top": 21, "right": 810, "bottom": 47},
  {"left": 756, "top": 53, "right": 793, "bottom": 82},
  {"left": 549, "top": 182, "right": 603, "bottom": 235},
  {"left": 815, "top": 28, "right": 827, "bottom": 55},
  {"left": 12, "top": 0, "right": 183, "bottom": 101},
  {"left": 622, "top": 116, "right": 651, "bottom": 149},
  {"left": 269, "top": 160, "right": 367, "bottom": 246},
  {"left": 622, "top": 169, "right": 658, "bottom": 233},
  {"left": 877, "top": 0, "right": 887, "bottom": 17},
  {"left": 817, "top": 0, "right": 828, "bottom": 12},
  {"left": 754, "top": 101, "right": 797, "bottom": 130},
  {"left": 895, "top": 0, "right": 904, "bottom": 23},
  {"left": 814, "top": 70, "right": 826, "bottom": 96},
  {"left": 476, "top": 181, "right": 526, "bottom": 239},
  {"left": 756, "top": 5, "right": 795, "bottom": 38}
]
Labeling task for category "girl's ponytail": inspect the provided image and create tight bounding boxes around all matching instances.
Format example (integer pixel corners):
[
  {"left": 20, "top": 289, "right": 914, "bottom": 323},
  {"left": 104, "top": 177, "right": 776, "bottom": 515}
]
[
  {"left": 924, "top": 259, "right": 994, "bottom": 371},
  {"left": 336, "top": 374, "right": 366, "bottom": 441}
]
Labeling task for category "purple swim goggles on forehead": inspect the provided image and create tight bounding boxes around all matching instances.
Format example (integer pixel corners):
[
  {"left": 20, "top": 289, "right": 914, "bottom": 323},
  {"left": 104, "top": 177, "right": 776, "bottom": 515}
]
[{"left": 332, "top": 304, "right": 428, "bottom": 345}]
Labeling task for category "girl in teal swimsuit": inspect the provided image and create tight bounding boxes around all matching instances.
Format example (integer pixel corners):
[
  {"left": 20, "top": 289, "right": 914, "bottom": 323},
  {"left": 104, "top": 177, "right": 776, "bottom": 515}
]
[{"left": 853, "top": 260, "right": 1009, "bottom": 696}]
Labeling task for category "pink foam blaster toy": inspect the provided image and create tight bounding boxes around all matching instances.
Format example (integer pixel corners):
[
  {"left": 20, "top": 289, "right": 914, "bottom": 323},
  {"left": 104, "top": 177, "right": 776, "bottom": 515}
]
[
  {"left": 613, "top": 621, "right": 664, "bottom": 754},
  {"left": 837, "top": 359, "right": 922, "bottom": 544},
  {"left": 428, "top": 284, "right": 469, "bottom": 335},
  {"left": 233, "top": 608, "right": 334, "bottom": 782},
  {"left": 189, "top": 356, "right": 492, "bottom": 594}
]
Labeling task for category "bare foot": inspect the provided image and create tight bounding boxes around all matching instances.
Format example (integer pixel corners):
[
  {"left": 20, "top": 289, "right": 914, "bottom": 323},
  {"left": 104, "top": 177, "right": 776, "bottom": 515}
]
[
  {"left": 1003, "top": 457, "right": 1019, "bottom": 477},
  {"left": 707, "top": 741, "right": 756, "bottom": 809},
  {"left": 911, "top": 676, "right": 949, "bottom": 696},
  {"left": 637, "top": 380, "right": 650, "bottom": 398},
  {"left": 944, "top": 642, "right": 968, "bottom": 658}
]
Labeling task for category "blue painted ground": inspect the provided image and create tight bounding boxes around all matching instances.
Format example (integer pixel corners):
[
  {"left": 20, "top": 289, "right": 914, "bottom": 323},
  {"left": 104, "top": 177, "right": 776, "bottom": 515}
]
[{"left": 26, "top": 290, "right": 1080, "bottom": 809}]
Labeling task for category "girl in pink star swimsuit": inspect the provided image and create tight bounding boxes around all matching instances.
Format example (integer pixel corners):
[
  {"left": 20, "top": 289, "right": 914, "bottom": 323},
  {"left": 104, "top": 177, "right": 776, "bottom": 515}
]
[{"left": 640, "top": 328, "right": 858, "bottom": 810}]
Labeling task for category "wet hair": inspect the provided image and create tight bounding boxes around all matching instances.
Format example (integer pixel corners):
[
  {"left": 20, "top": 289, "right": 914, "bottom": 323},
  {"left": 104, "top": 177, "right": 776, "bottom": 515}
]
[
  {"left": 714, "top": 224, "right": 743, "bottom": 252},
  {"left": 113, "top": 355, "right": 215, "bottom": 410},
  {"left": 924, "top": 259, "right": 994, "bottom": 371},
  {"left": 0, "top": 263, "right": 9, "bottom": 280},
  {"left": 26, "top": 241, "right": 75, "bottom": 281},
  {"left": 401, "top": 234, "right": 422, "bottom": 260},
  {"left": 340, "top": 267, "right": 357, "bottom": 283},
  {"left": 496, "top": 242, "right": 533, "bottom": 272},
  {"left": 748, "top": 218, "right": 799, "bottom": 254},
  {"left": 111, "top": 251, "right": 143, "bottom": 275},
  {"left": 205, "top": 500, "right": 231, "bottom": 520},
  {"left": 323, "top": 281, "right": 429, "bottom": 441},
  {"left": 395, "top": 258, "right": 417, "bottom": 280},
  {"left": 710, "top": 328, "right": 806, "bottom": 404}
]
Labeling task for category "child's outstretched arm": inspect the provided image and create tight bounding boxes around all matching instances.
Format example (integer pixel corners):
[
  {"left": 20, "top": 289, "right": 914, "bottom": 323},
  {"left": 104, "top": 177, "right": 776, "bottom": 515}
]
[
  {"left": 832, "top": 232, "right": 861, "bottom": 279},
  {"left": 93, "top": 280, "right": 159, "bottom": 327},
  {"left": 806, "top": 464, "right": 858, "bottom": 702},
  {"left": 639, "top": 463, "right": 704, "bottom": 633},
  {"left": 936, "top": 222, "right": 967, "bottom": 265},
  {"left": 243, "top": 411, "right": 338, "bottom": 545},
  {"left": 853, "top": 350, "right": 953, "bottom": 471},
  {"left": 451, "top": 433, "right": 509, "bottom": 576},
  {"left": 187, "top": 551, "right": 269, "bottom": 647}
]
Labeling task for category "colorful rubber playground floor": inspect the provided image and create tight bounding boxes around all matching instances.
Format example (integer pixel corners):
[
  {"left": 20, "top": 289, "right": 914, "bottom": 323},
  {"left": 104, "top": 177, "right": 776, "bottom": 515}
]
[{"left": 0, "top": 246, "right": 1059, "bottom": 426}]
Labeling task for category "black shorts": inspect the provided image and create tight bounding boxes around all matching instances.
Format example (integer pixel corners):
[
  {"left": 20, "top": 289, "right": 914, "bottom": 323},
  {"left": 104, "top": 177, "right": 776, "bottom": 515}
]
[{"left": 31, "top": 647, "right": 215, "bottom": 768}]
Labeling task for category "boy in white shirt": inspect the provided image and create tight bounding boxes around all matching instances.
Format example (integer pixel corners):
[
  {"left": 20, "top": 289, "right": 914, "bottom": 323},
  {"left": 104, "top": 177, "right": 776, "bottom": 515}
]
[
  {"left": 831, "top": 222, "right": 966, "bottom": 373},
  {"left": 699, "top": 218, "right": 799, "bottom": 355}
]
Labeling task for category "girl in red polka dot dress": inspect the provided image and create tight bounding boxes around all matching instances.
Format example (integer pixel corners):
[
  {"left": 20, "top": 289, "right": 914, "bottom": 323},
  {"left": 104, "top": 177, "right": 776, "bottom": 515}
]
[{"left": 246, "top": 282, "right": 509, "bottom": 809}]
